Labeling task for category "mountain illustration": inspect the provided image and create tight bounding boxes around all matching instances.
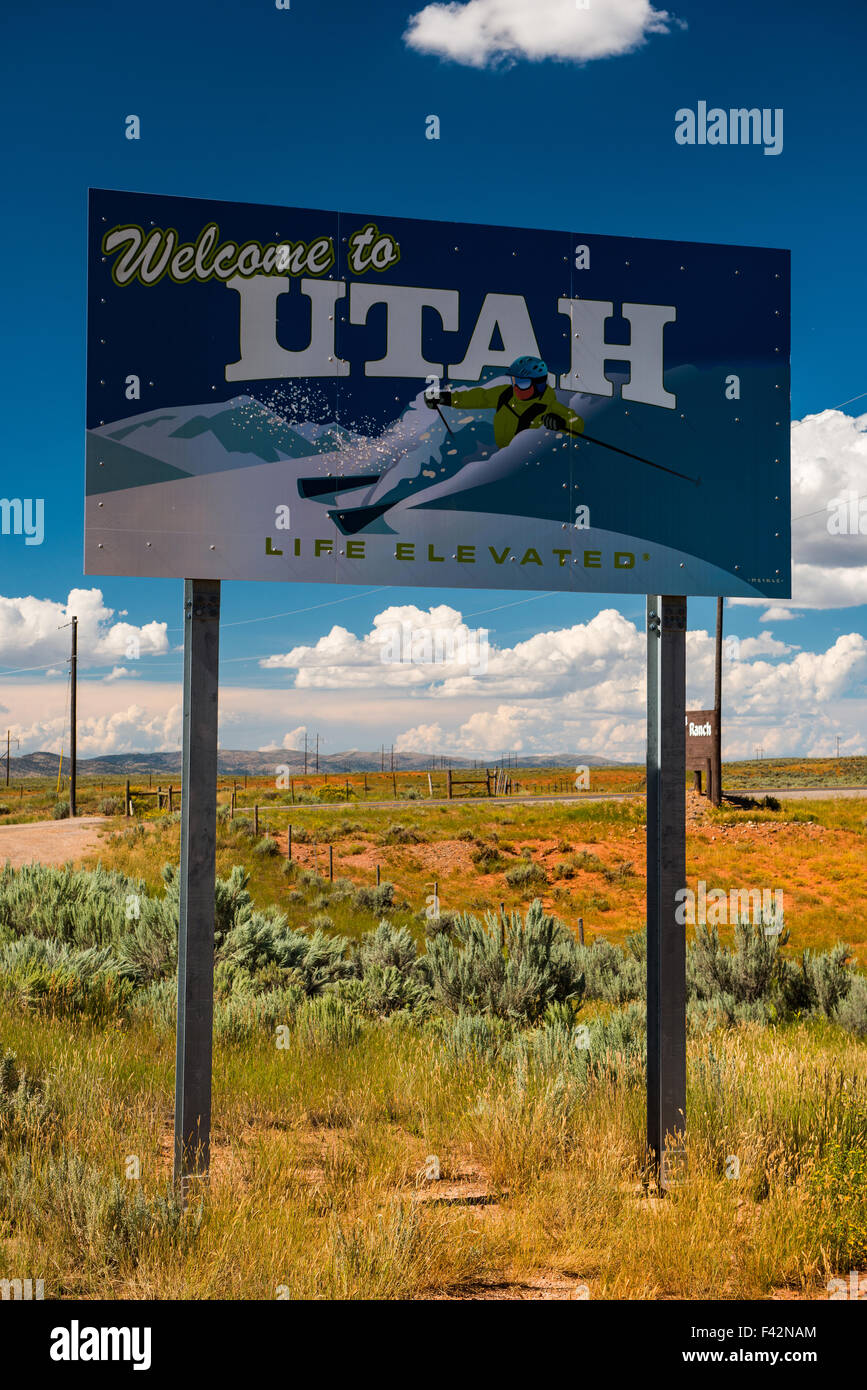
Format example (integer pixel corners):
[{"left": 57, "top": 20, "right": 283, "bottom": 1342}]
[{"left": 86, "top": 396, "right": 366, "bottom": 495}]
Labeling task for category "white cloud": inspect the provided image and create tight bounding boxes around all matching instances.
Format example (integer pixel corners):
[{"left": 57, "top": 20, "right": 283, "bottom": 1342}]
[
  {"left": 395, "top": 722, "right": 446, "bottom": 753},
  {"left": 0, "top": 588, "right": 169, "bottom": 671},
  {"left": 732, "top": 409, "right": 867, "bottom": 614},
  {"left": 281, "top": 725, "right": 308, "bottom": 751},
  {"left": 104, "top": 667, "right": 131, "bottom": 683},
  {"left": 757, "top": 606, "right": 801, "bottom": 623},
  {"left": 404, "top": 0, "right": 679, "bottom": 68},
  {"left": 261, "top": 605, "right": 492, "bottom": 690}
]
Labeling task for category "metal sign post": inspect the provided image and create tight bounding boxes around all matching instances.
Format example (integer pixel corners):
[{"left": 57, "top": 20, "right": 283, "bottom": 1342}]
[
  {"left": 174, "top": 579, "right": 221, "bottom": 1193},
  {"left": 646, "top": 595, "right": 687, "bottom": 1187}
]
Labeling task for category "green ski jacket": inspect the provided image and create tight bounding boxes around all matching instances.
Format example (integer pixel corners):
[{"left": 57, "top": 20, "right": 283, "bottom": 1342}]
[{"left": 452, "top": 383, "right": 585, "bottom": 449}]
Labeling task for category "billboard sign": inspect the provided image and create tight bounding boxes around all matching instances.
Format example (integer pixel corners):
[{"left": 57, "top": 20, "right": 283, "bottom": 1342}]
[{"left": 86, "top": 189, "right": 790, "bottom": 596}]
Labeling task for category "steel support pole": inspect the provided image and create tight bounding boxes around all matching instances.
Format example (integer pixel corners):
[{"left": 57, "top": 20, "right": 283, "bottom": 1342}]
[
  {"left": 174, "top": 579, "right": 221, "bottom": 1192},
  {"left": 646, "top": 595, "right": 687, "bottom": 1187},
  {"left": 69, "top": 617, "right": 77, "bottom": 818}
]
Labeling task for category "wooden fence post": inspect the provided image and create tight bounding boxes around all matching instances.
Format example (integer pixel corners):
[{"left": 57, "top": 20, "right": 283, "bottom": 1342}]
[
  {"left": 376, "top": 863, "right": 381, "bottom": 886},
  {"left": 254, "top": 805, "right": 259, "bottom": 836},
  {"left": 287, "top": 824, "right": 292, "bottom": 861},
  {"left": 578, "top": 916, "right": 585, "bottom": 945},
  {"left": 329, "top": 844, "right": 333, "bottom": 881}
]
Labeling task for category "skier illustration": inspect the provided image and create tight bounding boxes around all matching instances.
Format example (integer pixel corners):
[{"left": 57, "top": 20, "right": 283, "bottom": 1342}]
[
  {"left": 296, "top": 355, "right": 699, "bottom": 535},
  {"left": 425, "top": 356, "right": 585, "bottom": 445}
]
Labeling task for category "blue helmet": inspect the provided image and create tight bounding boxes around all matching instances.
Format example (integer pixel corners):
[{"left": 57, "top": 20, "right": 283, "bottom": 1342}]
[{"left": 506, "top": 355, "right": 548, "bottom": 381}]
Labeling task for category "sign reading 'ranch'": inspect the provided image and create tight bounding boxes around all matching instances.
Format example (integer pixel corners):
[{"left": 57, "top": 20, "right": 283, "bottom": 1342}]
[{"left": 85, "top": 188, "right": 791, "bottom": 596}]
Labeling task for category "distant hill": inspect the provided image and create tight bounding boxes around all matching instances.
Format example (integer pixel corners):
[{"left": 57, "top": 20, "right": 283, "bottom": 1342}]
[{"left": 7, "top": 748, "right": 628, "bottom": 778}]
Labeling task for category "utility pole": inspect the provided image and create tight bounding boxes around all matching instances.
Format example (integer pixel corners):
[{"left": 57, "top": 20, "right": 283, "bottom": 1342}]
[
  {"left": 315, "top": 733, "right": 319, "bottom": 774},
  {"left": 836, "top": 735, "right": 841, "bottom": 759},
  {"left": 57, "top": 616, "right": 79, "bottom": 815},
  {"left": 70, "top": 617, "right": 77, "bottom": 817},
  {"left": 303, "top": 731, "right": 308, "bottom": 775},
  {"left": 5, "top": 731, "right": 9, "bottom": 787}
]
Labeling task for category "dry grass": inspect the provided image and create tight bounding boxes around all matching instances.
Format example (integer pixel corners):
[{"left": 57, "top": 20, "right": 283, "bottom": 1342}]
[{"left": 2, "top": 1005, "right": 865, "bottom": 1301}]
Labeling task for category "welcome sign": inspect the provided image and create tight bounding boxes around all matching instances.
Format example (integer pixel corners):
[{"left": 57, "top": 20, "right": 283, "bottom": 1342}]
[{"left": 85, "top": 189, "right": 791, "bottom": 596}]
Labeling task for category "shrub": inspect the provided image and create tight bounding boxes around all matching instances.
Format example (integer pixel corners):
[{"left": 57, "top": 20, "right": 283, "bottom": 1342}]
[
  {"left": 0, "top": 1153, "right": 202, "bottom": 1268},
  {"left": 835, "top": 974, "right": 867, "bottom": 1036},
  {"left": 525, "top": 1002, "right": 646, "bottom": 1085},
  {"left": 571, "top": 850, "right": 602, "bottom": 870},
  {"left": 294, "top": 994, "right": 361, "bottom": 1050},
  {"left": 504, "top": 861, "right": 547, "bottom": 889},
  {"left": 807, "top": 1120, "right": 867, "bottom": 1266},
  {"left": 218, "top": 911, "right": 351, "bottom": 995},
  {"left": 426, "top": 900, "right": 586, "bottom": 1022},
  {"left": 601, "top": 860, "right": 636, "bottom": 884},
  {"left": 440, "top": 1012, "right": 511, "bottom": 1064},
  {"left": 688, "top": 919, "right": 786, "bottom": 1011},
  {"left": 0, "top": 936, "right": 135, "bottom": 1019},
  {"left": 357, "top": 921, "right": 419, "bottom": 976},
  {"left": 97, "top": 796, "right": 125, "bottom": 816},
  {"left": 0, "top": 803, "right": 11, "bottom": 815},
  {"left": 472, "top": 844, "right": 505, "bottom": 873},
  {"left": 214, "top": 983, "right": 305, "bottom": 1043},
  {"left": 253, "top": 836, "right": 280, "bottom": 857},
  {"left": 340, "top": 965, "right": 430, "bottom": 1020},
  {"left": 0, "top": 862, "right": 147, "bottom": 948},
  {"left": 52, "top": 800, "right": 70, "bottom": 820},
  {"left": 424, "top": 908, "right": 459, "bottom": 940},
  {"left": 378, "top": 823, "right": 425, "bottom": 845},
  {"left": 576, "top": 936, "right": 645, "bottom": 1003},
  {"left": 0, "top": 1051, "right": 58, "bottom": 1147},
  {"left": 352, "top": 882, "right": 396, "bottom": 915}
]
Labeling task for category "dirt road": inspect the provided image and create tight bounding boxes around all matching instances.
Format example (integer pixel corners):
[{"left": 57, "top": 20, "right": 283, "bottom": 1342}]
[{"left": 0, "top": 816, "right": 111, "bottom": 869}]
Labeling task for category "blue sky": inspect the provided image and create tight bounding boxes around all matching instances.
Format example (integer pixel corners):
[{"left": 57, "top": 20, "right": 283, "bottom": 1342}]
[{"left": 1, "top": 0, "right": 866, "bottom": 762}]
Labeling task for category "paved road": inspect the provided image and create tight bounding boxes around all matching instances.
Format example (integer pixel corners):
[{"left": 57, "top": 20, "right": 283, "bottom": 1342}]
[
  {"left": 240, "top": 785, "right": 867, "bottom": 813},
  {"left": 0, "top": 815, "right": 110, "bottom": 868}
]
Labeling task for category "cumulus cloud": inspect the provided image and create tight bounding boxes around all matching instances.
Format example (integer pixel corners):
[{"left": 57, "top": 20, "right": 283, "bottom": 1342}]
[
  {"left": 395, "top": 722, "right": 446, "bottom": 753},
  {"left": 261, "top": 605, "right": 492, "bottom": 690},
  {"left": 10, "top": 701, "right": 183, "bottom": 758},
  {"left": 0, "top": 588, "right": 169, "bottom": 671},
  {"left": 281, "top": 725, "right": 308, "bottom": 751},
  {"left": 104, "top": 667, "right": 132, "bottom": 683},
  {"left": 732, "top": 409, "right": 867, "bottom": 615},
  {"left": 255, "top": 601, "right": 867, "bottom": 760},
  {"left": 404, "top": 0, "right": 679, "bottom": 68}
]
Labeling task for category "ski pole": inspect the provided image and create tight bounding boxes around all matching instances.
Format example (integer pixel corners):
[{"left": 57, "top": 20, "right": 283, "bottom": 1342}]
[
  {"left": 435, "top": 403, "right": 454, "bottom": 435},
  {"left": 578, "top": 431, "right": 700, "bottom": 485}
]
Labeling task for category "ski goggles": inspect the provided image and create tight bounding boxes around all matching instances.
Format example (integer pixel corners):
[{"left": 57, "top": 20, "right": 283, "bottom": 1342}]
[{"left": 513, "top": 377, "right": 533, "bottom": 389}]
